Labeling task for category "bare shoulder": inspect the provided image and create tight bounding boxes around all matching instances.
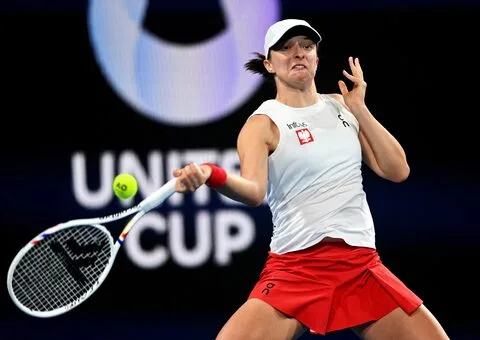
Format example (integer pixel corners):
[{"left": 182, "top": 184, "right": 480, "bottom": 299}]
[
  {"left": 238, "top": 113, "right": 277, "bottom": 150},
  {"left": 326, "top": 93, "right": 349, "bottom": 110},
  {"left": 327, "top": 93, "right": 343, "bottom": 102},
  {"left": 246, "top": 113, "right": 272, "bottom": 124},
  {"left": 241, "top": 114, "right": 274, "bottom": 133}
]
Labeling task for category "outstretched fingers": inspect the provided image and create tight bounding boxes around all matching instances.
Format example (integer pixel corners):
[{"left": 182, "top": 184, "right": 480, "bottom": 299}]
[
  {"left": 349, "top": 56, "right": 364, "bottom": 77},
  {"left": 345, "top": 56, "right": 366, "bottom": 88}
]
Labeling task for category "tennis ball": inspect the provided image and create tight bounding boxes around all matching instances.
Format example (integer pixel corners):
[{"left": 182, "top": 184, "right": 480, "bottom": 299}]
[{"left": 113, "top": 173, "right": 138, "bottom": 200}]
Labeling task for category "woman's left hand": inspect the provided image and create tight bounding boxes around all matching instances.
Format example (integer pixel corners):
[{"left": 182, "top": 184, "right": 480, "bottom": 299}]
[{"left": 338, "top": 56, "right": 367, "bottom": 111}]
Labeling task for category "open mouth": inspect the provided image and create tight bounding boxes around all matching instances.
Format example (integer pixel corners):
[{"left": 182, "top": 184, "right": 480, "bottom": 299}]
[{"left": 292, "top": 64, "right": 307, "bottom": 70}]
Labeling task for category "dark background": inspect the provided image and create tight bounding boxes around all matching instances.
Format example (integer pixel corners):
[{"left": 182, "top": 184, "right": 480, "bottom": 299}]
[{"left": 1, "top": 1, "right": 479, "bottom": 339}]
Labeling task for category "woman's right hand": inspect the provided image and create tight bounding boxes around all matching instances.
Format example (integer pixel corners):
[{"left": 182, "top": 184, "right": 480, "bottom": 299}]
[{"left": 173, "top": 162, "right": 212, "bottom": 193}]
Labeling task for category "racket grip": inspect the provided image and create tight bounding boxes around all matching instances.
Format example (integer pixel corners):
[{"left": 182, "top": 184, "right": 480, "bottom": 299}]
[{"left": 138, "top": 178, "right": 176, "bottom": 212}]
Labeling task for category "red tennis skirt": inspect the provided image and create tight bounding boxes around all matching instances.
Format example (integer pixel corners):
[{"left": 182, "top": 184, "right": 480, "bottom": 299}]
[{"left": 248, "top": 240, "right": 422, "bottom": 335}]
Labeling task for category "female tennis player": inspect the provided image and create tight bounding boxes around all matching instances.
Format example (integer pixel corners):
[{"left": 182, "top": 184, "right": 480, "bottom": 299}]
[{"left": 173, "top": 18, "right": 449, "bottom": 340}]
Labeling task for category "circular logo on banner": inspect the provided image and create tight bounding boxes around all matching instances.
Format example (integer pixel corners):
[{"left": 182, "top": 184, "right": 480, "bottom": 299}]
[{"left": 87, "top": 0, "right": 280, "bottom": 126}]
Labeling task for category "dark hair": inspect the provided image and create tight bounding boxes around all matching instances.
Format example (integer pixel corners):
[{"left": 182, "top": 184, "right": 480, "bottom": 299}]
[
  {"left": 244, "top": 32, "right": 320, "bottom": 81},
  {"left": 244, "top": 53, "right": 274, "bottom": 80}
]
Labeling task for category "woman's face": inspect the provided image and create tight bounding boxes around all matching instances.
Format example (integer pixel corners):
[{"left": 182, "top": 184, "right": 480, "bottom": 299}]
[{"left": 264, "top": 35, "right": 319, "bottom": 88}]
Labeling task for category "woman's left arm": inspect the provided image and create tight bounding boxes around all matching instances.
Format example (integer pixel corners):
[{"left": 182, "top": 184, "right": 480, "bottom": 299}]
[{"left": 336, "top": 57, "right": 410, "bottom": 183}]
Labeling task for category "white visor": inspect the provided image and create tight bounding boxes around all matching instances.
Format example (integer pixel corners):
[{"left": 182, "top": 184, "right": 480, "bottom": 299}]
[{"left": 264, "top": 19, "right": 322, "bottom": 57}]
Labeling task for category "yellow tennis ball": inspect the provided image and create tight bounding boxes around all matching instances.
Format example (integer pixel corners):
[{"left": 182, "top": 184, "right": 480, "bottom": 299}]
[{"left": 113, "top": 173, "right": 138, "bottom": 200}]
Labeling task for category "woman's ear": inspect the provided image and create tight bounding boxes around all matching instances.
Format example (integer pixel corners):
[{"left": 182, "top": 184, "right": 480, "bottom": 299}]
[{"left": 263, "top": 58, "right": 275, "bottom": 74}]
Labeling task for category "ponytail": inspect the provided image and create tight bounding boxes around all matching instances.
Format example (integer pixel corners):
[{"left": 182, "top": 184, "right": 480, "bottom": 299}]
[{"left": 244, "top": 53, "right": 274, "bottom": 80}]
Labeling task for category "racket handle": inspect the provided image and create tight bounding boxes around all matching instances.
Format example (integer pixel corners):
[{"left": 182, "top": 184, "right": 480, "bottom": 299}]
[{"left": 138, "top": 178, "right": 177, "bottom": 212}]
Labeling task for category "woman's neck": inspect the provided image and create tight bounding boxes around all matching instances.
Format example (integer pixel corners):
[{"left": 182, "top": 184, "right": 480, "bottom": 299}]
[{"left": 275, "top": 83, "right": 318, "bottom": 108}]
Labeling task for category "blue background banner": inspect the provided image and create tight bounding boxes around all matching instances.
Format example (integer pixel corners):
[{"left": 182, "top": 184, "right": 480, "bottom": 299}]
[{"left": 1, "top": 1, "right": 479, "bottom": 339}]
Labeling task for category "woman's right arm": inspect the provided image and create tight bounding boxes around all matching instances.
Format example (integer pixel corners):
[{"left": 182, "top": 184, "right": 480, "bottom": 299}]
[
  {"left": 215, "top": 114, "right": 272, "bottom": 206},
  {"left": 173, "top": 114, "right": 273, "bottom": 207}
]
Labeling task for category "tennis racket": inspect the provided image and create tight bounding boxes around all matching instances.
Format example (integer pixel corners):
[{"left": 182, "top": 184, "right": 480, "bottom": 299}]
[{"left": 7, "top": 178, "right": 177, "bottom": 318}]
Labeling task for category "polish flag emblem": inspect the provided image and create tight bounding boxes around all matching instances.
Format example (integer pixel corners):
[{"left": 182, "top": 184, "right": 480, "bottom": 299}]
[{"left": 296, "top": 128, "right": 314, "bottom": 145}]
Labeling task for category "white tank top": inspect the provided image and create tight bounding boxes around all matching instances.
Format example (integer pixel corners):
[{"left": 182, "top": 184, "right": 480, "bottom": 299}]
[{"left": 250, "top": 94, "right": 375, "bottom": 254}]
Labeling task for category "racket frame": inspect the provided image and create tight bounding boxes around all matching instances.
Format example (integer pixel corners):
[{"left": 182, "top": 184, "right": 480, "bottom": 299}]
[{"left": 7, "top": 179, "right": 176, "bottom": 317}]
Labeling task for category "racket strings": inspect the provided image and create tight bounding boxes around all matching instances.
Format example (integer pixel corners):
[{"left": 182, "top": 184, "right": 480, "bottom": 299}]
[{"left": 11, "top": 225, "right": 112, "bottom": 312}]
